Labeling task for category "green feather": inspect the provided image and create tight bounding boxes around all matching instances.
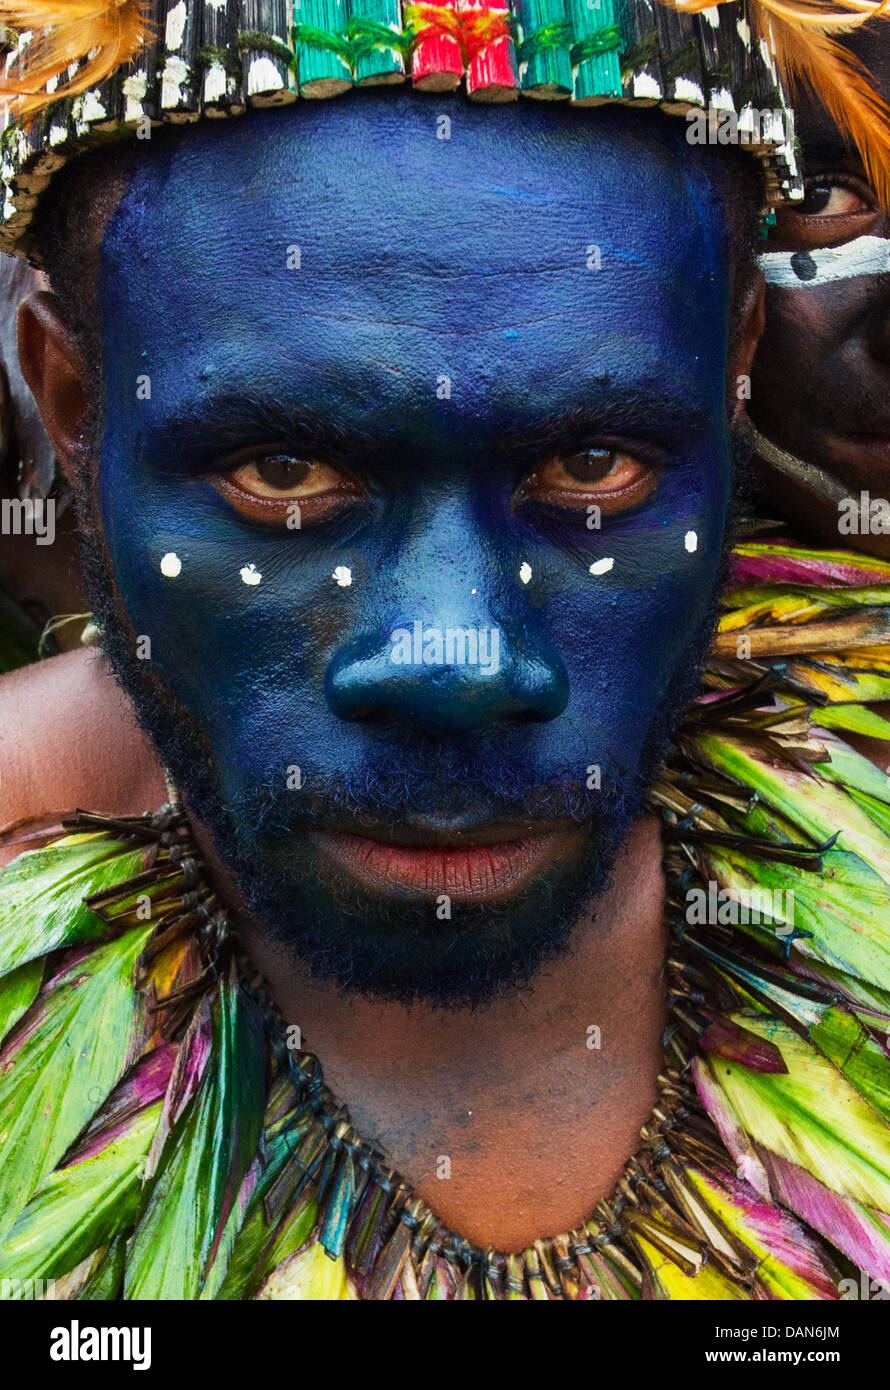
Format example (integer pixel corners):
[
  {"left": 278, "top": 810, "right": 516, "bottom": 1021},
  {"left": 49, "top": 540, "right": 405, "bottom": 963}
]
[
  {"left": 704, "top": 1021, "right": 890, "bottom": 1212},
  {"left": 0, "top": 834, "right": 146, "bottom": 978},
  {"left": 0, "top": 1100, "right": 161, "bottom": 1283},
  {"left": 689, "top": 731, "right": 890, "bottom": 883},
  {"left": 815, "top": 731, "right": 890, "bottom": 807},
  {"left": 212, "top": 1189, "right": 319, "bottom": 1301},
  {"left": 0, "top": 956, "right": 43, "bottom": 1044},
  {"left": 849, "top": 790, "right": 890, "bottom": 839},
  {"left": 78, "top": 1236, "right": 127, "bottom": 1300},
  {"left": 124, "top": 969, "right": 265, "bottom": 1300},
  {"left": 817, "top": 703, "right": 890, "bottom": 741},
  {"left": 0, "top": 925, "right": 150, "bottom": 1245},
  {"left": 210, "top": 1107, "right": 321, "bottom": 1299},
  {"left": 700, "top": 845, "right": 890, "bottom": 992}
]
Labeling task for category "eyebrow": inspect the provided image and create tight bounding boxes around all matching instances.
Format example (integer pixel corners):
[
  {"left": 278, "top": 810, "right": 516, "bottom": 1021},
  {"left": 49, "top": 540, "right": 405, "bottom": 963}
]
[
  {"left": 147, "top": 383, "right": 713, "bottom": 471},
  {"left": 146, "top": 390, "right": 380, "bottom": 468},
  {"left": 498, "top": 394, "right": 712, "bottom": 461}
]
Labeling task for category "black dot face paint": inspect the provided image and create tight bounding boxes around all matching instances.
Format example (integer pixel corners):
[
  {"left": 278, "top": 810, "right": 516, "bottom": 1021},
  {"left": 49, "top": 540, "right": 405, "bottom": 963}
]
[
  {"left": 90, "top": 96, "right": 737, "bottom": 1002},
  {"left": 790, "top": 250, "right": 818, "bottom": 282},
  {"left": 750, "top": 30, "right": 890, "bottom": 554}
]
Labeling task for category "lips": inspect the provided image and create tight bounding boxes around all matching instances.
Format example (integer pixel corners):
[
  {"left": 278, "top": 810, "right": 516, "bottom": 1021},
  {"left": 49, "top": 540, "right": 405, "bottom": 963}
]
[{"left": 310, "top": 822, "right": 585, "bottom": 901}]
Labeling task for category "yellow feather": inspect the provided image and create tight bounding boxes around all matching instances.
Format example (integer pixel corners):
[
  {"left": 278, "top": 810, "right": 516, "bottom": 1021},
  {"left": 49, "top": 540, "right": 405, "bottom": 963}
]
[
  {"left": 0, "top": 0, "right": 152, "bottom": 119},
  {"left": 760, "top": 10, "right": 890, "bottom": 212},
  {"left": 0, "top": 0, "right": 887, "bottom": 220},
  {"left": 662, "top": 0, "right": 890, "bottom": 211}
]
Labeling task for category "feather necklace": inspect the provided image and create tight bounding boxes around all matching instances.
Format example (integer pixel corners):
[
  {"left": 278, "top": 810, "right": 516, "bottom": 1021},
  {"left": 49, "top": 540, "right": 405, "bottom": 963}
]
[{"left": 1, "top": 536, "right": 890, "bottom": 1300}]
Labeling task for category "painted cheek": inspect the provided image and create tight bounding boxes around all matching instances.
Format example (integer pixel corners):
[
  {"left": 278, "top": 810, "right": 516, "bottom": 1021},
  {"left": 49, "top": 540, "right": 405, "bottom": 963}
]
[
  {"left": 539, "top": 527, "right": 720, "bottom": 748},
  {"left": 95, "top": 102, "right": 736, "bottom": 802},
  {"left": 101, "top": 472, "right": 372, "bottom": 765},
  {"left": 759, "top": 236, "right": 890, "bottom": 289}
]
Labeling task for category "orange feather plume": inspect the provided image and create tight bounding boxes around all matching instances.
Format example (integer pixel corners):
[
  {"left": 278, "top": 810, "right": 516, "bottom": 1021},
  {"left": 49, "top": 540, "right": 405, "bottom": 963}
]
[
  {"left": 0, "top": 0, "right": 152, "bottom": 118},
  {"left": 663, "top": 0, "right": 890, "bottom": 211},
  {"left": 0, "top": 0, "right": 888, "bottom": 218}
]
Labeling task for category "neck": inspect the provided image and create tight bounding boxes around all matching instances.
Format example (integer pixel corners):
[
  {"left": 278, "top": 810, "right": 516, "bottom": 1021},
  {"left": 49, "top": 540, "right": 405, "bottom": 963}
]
[{"left": 194, "top": 812, "right": 667, "bottom": 1252}]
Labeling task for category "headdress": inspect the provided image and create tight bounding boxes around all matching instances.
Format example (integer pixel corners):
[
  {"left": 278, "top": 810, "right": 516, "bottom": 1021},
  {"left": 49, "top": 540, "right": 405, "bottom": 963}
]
[{"left": 0, "top": 0, "right": 883, "bottom": 262}]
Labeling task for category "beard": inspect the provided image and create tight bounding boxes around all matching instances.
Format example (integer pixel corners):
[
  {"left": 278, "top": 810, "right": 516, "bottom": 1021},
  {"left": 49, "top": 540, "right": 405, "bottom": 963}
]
[{"left": 73, "top": 450, "right": 737, "bottom": 1008}]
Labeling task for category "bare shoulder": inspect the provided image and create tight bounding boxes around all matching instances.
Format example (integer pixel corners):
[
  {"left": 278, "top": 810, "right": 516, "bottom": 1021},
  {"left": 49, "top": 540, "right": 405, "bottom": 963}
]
[{"left": 0, "top": 648, "right": 167, "bottom": 865}]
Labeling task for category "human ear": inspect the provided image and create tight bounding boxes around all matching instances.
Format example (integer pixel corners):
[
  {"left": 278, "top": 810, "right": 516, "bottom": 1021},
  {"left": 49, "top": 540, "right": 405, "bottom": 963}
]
[
  {"left": 729, "top": 270, "right": 766, "bottom": 423},
  {"left": 17, "top": 290, "right": 88, "bottom": 480}
]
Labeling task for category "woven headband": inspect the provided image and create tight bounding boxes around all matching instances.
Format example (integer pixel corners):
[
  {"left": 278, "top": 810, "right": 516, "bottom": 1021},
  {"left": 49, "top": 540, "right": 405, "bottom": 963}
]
[{"left": 0, "top": 0, "right": 885, "bottom": 262}]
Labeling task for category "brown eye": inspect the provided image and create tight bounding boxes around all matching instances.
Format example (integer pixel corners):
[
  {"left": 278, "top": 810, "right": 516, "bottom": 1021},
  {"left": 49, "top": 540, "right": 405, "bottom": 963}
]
[
  {"left": 772, "top": 177, "right": 879, "bottom": 250},
  {"left": 799, "top": 182, "right": 869, "bottom": 217},
  {"left": 252, "top": 455, "right": 312, "bottom": 491},
  {"left": 516, "top": 447, "right": 658, "bottom": 515},
  {"left": 562, "top": 448, "right": 620, "bottom": 484},
  {"left": 210, "top": 452, "right": 364, "bottom": 525}
]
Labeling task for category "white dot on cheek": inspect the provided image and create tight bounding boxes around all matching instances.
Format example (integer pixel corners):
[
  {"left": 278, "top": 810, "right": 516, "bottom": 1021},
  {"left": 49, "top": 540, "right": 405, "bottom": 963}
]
[
  {"left": 240, "top": 563, "right": 262, "bottom": 586},
  {"left": 685, "top": 530, "right": 698, "bottom": 554},
  {"left": 519, "top": 562, "right": 532, "bottom": 585},
  {"left": 160, "top": 552, "right": 181, "bottom": 579},
  {"left": 333, "top": 566, "right": 353, "bottom": 588},
  {"left": 589, "top": 557, "right": 614, "bottom": 577}
]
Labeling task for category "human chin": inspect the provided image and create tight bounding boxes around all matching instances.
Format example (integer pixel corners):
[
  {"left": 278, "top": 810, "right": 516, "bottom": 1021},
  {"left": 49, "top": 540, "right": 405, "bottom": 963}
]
[
  {"left": 226, "top": 827, "right": 627, "bottom": 1008},
  {"left": 76, "top": 550, "right": 668, "bottom": 1007},
  {"left": 180, "top": 748, "right": 647, "bottom": 1007},
  {"left": 85, "top": 98, "right": 739, "bottom": 997},
  {"left": 78, "top": 590, "right": 699, "bottom": 1007},
  {"left": 167, "top": 581, "right": 710, "bottom": 1008}
]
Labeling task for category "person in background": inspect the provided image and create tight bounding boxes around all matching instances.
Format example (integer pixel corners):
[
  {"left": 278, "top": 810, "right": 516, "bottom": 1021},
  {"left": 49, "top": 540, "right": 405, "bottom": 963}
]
[
  {"left": 0, "top": 252, "right": 86, "bottom": 670},
  {"left": 750, "top": 26, "right": 890, "bottom": 561}
]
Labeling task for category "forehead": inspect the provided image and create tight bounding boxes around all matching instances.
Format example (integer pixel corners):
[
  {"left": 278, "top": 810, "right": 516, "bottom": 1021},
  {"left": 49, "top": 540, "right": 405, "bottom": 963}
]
[
  {"left": 795, "top": 30, "right": 890, "bottom": 159},
  {"left": 98, "top": 97, "right": 734, "bottom": 422}
]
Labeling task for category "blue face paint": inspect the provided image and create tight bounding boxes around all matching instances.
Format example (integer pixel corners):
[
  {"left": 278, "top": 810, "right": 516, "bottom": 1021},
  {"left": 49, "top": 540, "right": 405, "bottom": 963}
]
[{"left": 93, "top": 95, "right": 738, "bottom": 1003}]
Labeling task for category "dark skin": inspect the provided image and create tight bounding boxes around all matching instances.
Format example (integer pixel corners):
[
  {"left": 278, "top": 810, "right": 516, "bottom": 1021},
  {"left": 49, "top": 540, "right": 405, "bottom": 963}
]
[
  {"left": 749, "top": 28, "right": 890, "bottom": 769},
  {"left": 0, "top": 649, "right": 667, "bottom": 1247},
  {"left": 0, "top": 636, "right": 667, "bottom": 1243},
  {"left": 9, "top": 184, "right": 766, "bottom": 1252},
  {"left": 750, "top": 29, "right": 890, "bottom": 558},
  {"left": 0, "top": 260, "right": 87, "bottom": 652}
]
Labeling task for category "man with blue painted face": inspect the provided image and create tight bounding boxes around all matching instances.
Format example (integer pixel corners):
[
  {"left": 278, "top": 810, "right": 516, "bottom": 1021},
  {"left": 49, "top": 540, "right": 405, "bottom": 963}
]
[{"left": 1, "top": 0, "right": 890, "bottom": 1305}]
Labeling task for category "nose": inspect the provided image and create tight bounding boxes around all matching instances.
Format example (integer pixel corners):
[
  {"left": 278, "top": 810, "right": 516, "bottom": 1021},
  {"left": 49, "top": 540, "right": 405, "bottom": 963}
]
[{"left": 325, "top": 621, "right": 568, "bottom": 734}]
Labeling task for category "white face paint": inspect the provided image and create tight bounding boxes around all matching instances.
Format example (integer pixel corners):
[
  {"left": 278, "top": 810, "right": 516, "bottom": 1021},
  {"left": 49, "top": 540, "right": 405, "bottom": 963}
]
[
  {"left": 160, "top": 551, "right": 181, "bottom": 578},
  {"left": 589, "top": 557, "right": 614, "bottom": 576},
  {"left": 519, "top": 562, "right": 532, "bottom": 585},
  {"left": 758, "top": 235, "right": 890, "bottom": 289},
  {"left": 684, "top": 530, "right": 698, "bottom": 554},
  {"left": 240, "top": 563, "right": 262, "bottom": 586},
  {"left": 332, "top": 565, "right": 353, "bottom": 588}
]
